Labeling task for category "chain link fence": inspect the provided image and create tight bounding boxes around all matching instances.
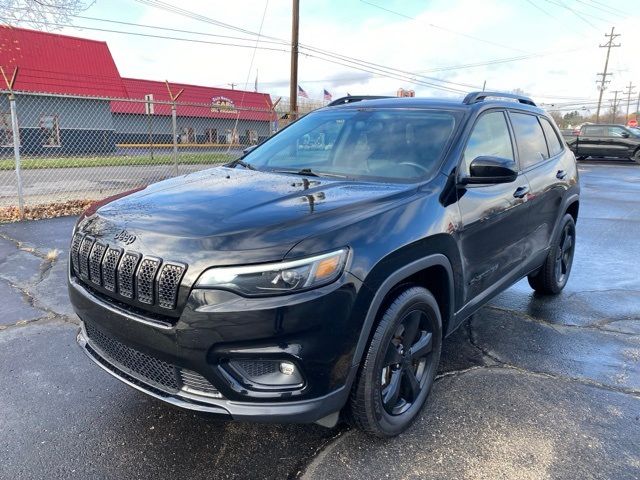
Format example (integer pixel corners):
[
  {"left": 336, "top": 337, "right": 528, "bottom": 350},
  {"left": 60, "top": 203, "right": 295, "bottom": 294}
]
[{"left": 0, "top": 90, "right": 279, "bottom": 217}]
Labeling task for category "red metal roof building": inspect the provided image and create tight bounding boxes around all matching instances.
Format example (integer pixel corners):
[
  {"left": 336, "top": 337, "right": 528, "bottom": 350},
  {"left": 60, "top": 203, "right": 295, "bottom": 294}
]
[
  {"left": 0, "top": 26, "right": 273, "bottom": 114},
  {"left": 0, "top": 26, "right": 275, "bottom": 154},
  {"left": 114, "top": 78, "right": 274, "bottom": 121},
  {"left": 0, "top": 27, "right": 128, "bottom": 97}
]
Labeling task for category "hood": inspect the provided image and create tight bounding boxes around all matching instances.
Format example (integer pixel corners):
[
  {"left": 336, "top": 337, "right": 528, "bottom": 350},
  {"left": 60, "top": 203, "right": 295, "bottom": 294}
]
[{"left": 77, "top": 167, "right": 415, "bottom": 268}]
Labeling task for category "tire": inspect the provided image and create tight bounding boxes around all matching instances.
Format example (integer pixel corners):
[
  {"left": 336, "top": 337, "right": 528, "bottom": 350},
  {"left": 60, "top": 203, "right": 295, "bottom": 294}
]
[
  {"left": 528, "top": 214, "right": 576, "bottom": 294},
  {"left": 347, "top": 286, "right": 442, "bottom": 437},
  {"left": 633, "top": 150, "right": 640, "bottom": 165}
]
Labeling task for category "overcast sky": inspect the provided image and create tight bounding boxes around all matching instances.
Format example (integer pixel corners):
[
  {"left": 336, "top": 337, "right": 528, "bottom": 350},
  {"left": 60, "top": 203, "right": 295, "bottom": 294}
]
[{"left": 54, "top": 0, "right": 640, "bottom": 112}]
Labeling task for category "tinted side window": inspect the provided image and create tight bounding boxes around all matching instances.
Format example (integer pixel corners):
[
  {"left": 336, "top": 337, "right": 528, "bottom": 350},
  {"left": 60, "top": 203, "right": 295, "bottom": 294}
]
[
  {"left": 583, "top": 126, "right": 605, "bottom": 136},
  {"left": 462, "top": 111, "right": 514, "bottom": 175},
  {"left": 540, "top": 117, "right": 563, "bottom": 156},
  {"left": 607, "top": 126, "right": 627, "bottom": 137},
  {"left": 510, "top": 112, "right": 549, "bottom": 169}
]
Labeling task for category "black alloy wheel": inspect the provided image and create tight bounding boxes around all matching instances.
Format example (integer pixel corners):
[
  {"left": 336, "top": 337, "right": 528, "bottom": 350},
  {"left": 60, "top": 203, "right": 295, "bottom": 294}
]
[
  {"left": 554, "top": 222, "right": 575, "bottom": 286},
  {"left": 528, "top": 214, "right": 576, "bottom": 294},
  {"left": 347, "top": 286, "right": 442, "bottom": 437},
  {"left": 380, "top": 310, "right": 434, "bottom": 416}
]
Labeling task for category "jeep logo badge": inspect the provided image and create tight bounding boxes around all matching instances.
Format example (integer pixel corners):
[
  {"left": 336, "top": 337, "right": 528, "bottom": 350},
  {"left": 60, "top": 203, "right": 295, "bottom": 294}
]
[{"left": 114, "top": 229, "right": 136, "bottom": 245}]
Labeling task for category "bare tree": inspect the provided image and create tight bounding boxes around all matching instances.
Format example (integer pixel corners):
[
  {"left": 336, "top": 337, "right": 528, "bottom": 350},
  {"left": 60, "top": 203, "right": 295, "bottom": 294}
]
[{"left": 0, "top": 0, "right": 95, "bottom": 30}]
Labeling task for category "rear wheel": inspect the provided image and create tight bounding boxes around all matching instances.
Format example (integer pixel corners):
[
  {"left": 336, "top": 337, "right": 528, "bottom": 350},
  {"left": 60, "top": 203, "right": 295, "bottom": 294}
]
[
  {"left": 347, "top": 286, "right": 442, "bottom": 437},
  {"left": 528, "top": 214, "right": 576, "bottom": 294}
]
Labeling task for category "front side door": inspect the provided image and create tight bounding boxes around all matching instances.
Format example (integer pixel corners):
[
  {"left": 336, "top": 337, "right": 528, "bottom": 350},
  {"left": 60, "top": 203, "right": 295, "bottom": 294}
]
[
  {"left": 456, "top": 110, "right": 532, "bottom": 305},
  {"left": 605, "top": 125, "right": 635, "bottom": 157}
]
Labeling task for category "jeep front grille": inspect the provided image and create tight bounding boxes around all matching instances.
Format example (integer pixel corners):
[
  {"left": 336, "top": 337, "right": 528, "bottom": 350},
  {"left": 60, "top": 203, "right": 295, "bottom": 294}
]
[
  {"left": 118, "top": 251, "right": 141, "bottom": 299},
  {"left": 137, "top": 258, "right": 161, "bottom": 305},
  {"left": 71, "top": 231, "right": 186, "bottom": 311},
  {"left": 78, "top": 235, "right": 95, "bottom": 279}
]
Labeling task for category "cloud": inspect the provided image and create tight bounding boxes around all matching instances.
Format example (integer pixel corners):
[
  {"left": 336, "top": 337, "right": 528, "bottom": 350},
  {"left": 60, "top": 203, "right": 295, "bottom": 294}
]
[{"left": 54, "top": 0, "right": 639, "bottom": 108}]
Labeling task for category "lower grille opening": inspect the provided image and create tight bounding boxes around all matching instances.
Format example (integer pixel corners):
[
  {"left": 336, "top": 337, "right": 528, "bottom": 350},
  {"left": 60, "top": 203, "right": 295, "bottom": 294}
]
[
  {"left": 85, "top": 321, "right": 179, "bottom": 391},
  {"left": 84, "top": 322, "right": 221, "bottom": 398}
]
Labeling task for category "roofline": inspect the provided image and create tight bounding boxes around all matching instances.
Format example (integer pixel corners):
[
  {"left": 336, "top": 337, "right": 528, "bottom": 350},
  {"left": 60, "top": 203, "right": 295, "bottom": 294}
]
[
  {"left": 121, "top": 77, "right": 270, "bottom": 97},
  {"left": 0, "top": 25, "right": 109, "bottom": 46}
]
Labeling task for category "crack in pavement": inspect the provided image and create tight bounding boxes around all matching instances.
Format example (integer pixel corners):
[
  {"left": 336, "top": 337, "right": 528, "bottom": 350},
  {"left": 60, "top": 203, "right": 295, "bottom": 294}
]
[
  {"left": 465, "top": 315, "right": 640, "bottom": 398},
  {"left": 0, "top": 271, "right": 66, "bottom": 327},
  {"left": 0, "top": 231, "right": 50, "bottom": 260},
  {"left": 485, "top": 304, "right": 640, "bottom": 337},
  {"left": 0, "top": 313, "right": 78, "bottom": 332}
]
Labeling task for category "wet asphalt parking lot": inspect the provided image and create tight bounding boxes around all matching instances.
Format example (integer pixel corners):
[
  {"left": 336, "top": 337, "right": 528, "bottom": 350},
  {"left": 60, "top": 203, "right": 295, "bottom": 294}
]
[{"left": 0, "top": 161, "right": 638, "bottom": 480}]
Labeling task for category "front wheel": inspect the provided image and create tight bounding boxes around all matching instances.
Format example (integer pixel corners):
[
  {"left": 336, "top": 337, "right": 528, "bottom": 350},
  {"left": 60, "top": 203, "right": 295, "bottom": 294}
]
[
  {"left": 633, "top": 150, "right": 640, "bottom": 165},
  {"left": 347, "top": 286, "right": 442, "bottom": 437},
  {"left": 528, "top": 214, "right": 576, "bottom": 294}
]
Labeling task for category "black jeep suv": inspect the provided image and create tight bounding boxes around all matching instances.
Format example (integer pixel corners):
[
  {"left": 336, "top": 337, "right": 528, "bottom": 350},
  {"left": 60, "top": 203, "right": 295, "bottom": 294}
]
[{"left": 69, "top": 91, "right": 579, "bottom": 437}]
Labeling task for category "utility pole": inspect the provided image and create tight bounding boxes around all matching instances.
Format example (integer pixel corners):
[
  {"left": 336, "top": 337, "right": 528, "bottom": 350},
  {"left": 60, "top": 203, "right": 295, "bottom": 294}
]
[
  {"left": 595, "top": 27, "right": 621, "bottom": 123},
  {"left": 636, "top": 92, "right": 640, "bottom": 119},
  {"left": 227, "top": 83, "right": 237, "bottom": 90},
  {"left": 289, "top": 0, "right": 300, "bottom": 120},
  {"left": 623, "top": 81, "right": 637, "bottom": 121},
  {"left": 609, "top": 90, "right": 622, "bottom": 123}
]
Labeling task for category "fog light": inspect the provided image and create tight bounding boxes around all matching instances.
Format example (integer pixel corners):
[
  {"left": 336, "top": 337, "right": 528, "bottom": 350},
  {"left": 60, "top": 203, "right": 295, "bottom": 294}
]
[
  {"left": 279, "top": 361, "right": 295, "bottom": 376},
  {"left": 226, "top": 359, "right": 304, "bottom": 390}
]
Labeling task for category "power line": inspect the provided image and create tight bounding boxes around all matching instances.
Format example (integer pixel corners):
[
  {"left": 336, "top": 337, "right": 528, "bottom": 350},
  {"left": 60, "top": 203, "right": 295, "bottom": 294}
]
[
  {"left": 572, "top": 0, "right": 619, "bottom": 21},
  {"left": 1, "top": 4, "right": 617, "bottom": 102},
  {"left": 358, "top": 0, "right": 530, "bottom": 54},
  {"left": 122, "top": 0, "right": 595, "bottom": 95},
  {"left": 585, "top": 0, "right": 627, "bottom": 16},
  {"left": 0, "top": 17, "right": 291, "bottom": 52},
  {"left": 543, "top": 0, "right": 604, "bottom": 29}
]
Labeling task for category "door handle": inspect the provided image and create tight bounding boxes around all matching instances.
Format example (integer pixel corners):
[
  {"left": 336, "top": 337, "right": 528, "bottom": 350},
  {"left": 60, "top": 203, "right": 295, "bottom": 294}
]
[
  {"left": 513, "top": 185, "right": 530, "bottom": 198},
  {"left": 556, "top": 170, "right": 567, "bottom": 180}
]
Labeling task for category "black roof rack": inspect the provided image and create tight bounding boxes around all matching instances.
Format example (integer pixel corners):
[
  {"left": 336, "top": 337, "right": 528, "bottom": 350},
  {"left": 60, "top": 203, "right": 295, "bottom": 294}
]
[
  {"left": 326, "top": 95, "right": 393, "bottom": 107},
  {"left": 462, "top": 91, "right": 536, "bottom": 107}
]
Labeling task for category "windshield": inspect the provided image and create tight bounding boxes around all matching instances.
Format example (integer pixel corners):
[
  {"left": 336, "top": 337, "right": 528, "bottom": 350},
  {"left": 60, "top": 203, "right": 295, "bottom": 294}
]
[{"left": 242, "top": 108, "right": 459, "bottom": 181}]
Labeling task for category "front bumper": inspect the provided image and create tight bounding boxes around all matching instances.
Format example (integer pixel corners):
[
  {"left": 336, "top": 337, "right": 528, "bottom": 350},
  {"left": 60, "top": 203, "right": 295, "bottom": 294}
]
[{"left": 69, "top": 271, "right": 363, "bottom": 424}]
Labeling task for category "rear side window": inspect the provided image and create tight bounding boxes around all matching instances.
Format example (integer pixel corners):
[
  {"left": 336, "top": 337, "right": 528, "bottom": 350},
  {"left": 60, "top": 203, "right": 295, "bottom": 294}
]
[
  {"left": 510, "top": 112, "right": 549, "bottom": 169},
  {"left": 462, "top": 111, "right": 514, "bottom": 175},
  {"left": 540, "top": 118, "right": 563, "bottom": 157},
  {"left": 583, "top": 125, "right": 605, "bottom": 136}
]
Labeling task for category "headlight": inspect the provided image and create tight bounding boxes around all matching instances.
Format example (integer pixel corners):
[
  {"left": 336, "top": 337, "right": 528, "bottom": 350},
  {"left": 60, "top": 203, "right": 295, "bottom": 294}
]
[{"left": 195, "top": 248, "right": 348, "bottom": 296}]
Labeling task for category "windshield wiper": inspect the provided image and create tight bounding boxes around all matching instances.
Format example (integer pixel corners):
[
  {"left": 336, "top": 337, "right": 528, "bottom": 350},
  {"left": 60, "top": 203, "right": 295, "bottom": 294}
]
[
  {"left": 272, "top": 168, "right": 347, "bottom": 178},
  {"left": 226, "top": 158, "right": 256, "bottom": 170}
]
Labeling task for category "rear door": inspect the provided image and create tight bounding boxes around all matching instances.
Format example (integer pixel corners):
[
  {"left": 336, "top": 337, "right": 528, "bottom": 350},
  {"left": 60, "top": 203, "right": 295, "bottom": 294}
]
[
  {"left": 456, "top": 110, "right": 532, "bottom": 304},
  {"left": 578, "top": 125, "right": 607, "bottom": 157},
  {"left": 511, "top": 112, "right": 569, "bottom": 254}
]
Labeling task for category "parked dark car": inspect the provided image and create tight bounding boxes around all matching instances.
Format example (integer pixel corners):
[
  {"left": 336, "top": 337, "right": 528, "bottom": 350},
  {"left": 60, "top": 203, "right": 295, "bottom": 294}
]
[
  {"left": 69, "top": 91, "right": 580, "bottom": 437},
  {"left": 564, "top": 123, "right": 640, "bottom": 163}
]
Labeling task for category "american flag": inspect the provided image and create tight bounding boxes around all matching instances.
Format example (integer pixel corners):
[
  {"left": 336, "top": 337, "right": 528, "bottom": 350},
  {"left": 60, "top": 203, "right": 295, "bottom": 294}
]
[
  {"left": 323, "top": 89, "right": 332, "bottom": 101},
  {"left": 298, "top": 85, "right": 309, "bottom": 98}
]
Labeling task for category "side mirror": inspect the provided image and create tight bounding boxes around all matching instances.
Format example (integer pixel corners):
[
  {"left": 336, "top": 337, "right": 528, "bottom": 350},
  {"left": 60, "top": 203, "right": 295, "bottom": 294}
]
[
  {"left": 620, "top": 131, "right": 630, "bottom": 138},
  {"left": 460, "top": 156, "right": 518, "bottom": 185},
  {"left": 242, "top": 145, "right": 258, "bottom": 155}
]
